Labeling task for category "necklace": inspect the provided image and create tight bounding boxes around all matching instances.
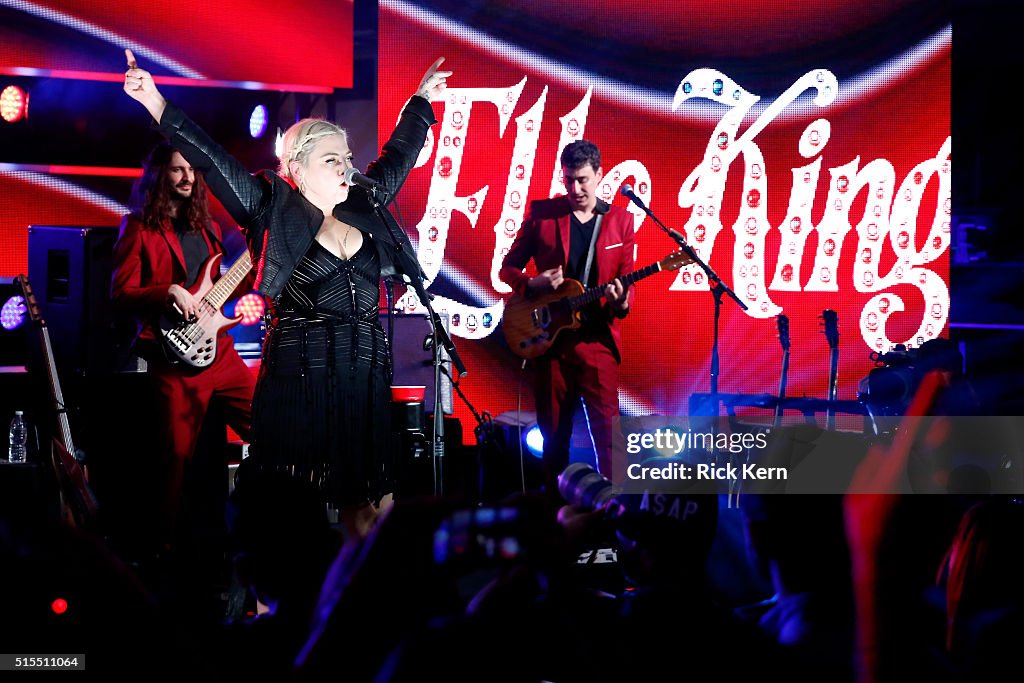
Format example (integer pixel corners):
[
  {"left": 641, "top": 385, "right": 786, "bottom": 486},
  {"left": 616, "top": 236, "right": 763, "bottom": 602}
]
[{"left": 342, "top": 225, "right": 351, "bottom": 255}]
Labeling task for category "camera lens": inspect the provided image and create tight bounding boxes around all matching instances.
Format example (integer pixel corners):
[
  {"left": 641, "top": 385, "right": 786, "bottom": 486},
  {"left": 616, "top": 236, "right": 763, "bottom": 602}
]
[{"left": 558, "top": 462, "right": 620, "bottom": 509}]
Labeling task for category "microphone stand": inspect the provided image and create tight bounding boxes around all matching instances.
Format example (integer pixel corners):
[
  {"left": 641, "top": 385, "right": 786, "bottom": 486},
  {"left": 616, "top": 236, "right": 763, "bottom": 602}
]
[
  {"left": 439, "top": 364, "right": 499, "bottom": 504},
  {"left": 367, "top": 186, "right": 468, "bottom": 497},
  {"left": 622, "top": 190, "right": 747, "bottom": 470}
]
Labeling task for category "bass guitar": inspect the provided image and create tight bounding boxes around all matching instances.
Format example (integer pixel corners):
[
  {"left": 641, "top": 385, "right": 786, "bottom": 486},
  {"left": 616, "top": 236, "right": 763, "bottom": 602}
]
[
  {"left": 503, "top": 251, "right": 693, "bottom": 360},
  {"left": 821, "top": 309, "right": 840, "bottom": 430},
  {"left": 160, "top": 250, "right": 253, "bottom": 368},
  {"left": 17, "top": 275, "right": 99, "bottom": 529}
]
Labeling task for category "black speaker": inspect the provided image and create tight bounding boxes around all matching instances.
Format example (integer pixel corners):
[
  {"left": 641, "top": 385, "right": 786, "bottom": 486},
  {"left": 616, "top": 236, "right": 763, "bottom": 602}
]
[
  {"left": 27, "top": 225, "right": 118, "bottom": 377},
  {"left": 381, "top": 312, "right": 453, "bottom": 415}
]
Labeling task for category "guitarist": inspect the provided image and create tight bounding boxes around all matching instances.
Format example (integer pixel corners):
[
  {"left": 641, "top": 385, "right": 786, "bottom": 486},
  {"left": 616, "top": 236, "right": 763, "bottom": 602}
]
[
  {"left": 111, "top": 141, "right": 255, "bottom": 548},
  {"left": 499, "top": 140, "right": 633, "bottom": 493}
]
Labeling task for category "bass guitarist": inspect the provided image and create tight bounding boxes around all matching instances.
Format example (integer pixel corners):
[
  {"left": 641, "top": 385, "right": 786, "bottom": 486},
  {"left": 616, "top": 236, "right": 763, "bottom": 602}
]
[
  {"left": 499, "top": 140, "right": 633, "bottom": 494},
  {"left": 111, "top": 141, "right": 255, "bottom": 548}
]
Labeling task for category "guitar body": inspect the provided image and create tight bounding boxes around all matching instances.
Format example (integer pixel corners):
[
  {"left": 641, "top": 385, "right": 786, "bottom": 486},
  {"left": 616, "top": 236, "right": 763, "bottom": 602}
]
[
  {"left": 503, "top": 279, "right": 586, "bottom": 360},
  {"left": 159, "top": 252, "right": 243, "bottom": 368},
  {"left": 502, "top": 251, "right": 693, "bottom": 360}
]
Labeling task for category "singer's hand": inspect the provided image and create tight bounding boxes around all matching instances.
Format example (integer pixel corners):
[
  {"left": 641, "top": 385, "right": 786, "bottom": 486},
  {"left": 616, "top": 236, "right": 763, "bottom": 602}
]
[
  {"left": 415, "top": 57, "right": 452, "bottom": 102},
  {"left": 605, "top": 278, "right": 629, "bottom": 311},
  {"left": 528, "top": 266, "right": 563, "bottom": 294}
]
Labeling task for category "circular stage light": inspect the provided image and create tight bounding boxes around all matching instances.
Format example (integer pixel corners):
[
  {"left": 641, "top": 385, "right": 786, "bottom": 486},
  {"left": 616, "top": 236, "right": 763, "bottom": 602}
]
[
  {"left": 1, "top": 295, "right": 26, "bottom": 330},
  {"left": 233, "top": 292, "right": 265, "bottom": 325},
  {"left": 524, "top": 424, "right": 544, "bottom": 457},
  {"left": 1, "top": 85, "right": 28, "bottom": 123},
  {"left": 249, "top": 104, "right": 268, "bottom": 138}
]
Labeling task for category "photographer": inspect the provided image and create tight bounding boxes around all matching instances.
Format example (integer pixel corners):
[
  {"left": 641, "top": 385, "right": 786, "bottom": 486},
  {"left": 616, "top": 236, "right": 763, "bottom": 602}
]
[{"left": 377, "top": 492, "right": 617, "bottom": 683}]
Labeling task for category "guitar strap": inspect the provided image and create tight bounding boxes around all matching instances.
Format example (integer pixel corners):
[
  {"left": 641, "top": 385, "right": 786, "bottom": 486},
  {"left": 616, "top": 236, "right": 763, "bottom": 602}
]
[{"left": 580, "top": 213, "right": 603, "bottom": 287}]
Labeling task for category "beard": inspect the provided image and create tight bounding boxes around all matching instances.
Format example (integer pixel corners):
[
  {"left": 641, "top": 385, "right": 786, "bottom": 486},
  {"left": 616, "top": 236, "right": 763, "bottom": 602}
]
[{"left": 170, "top": 181, "right": 193, "bottom": 201}]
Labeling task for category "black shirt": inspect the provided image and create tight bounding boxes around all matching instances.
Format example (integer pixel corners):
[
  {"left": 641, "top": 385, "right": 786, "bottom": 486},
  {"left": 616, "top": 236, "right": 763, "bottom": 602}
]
[
  {"left": 564, "top": 212, "right": 605, "bottom": 329},
  {"left": 566, "top": 212, "right": 599, "bottom": 287},
  {"left": 174, "top": 216, "right": 209, "bottom": 288}
]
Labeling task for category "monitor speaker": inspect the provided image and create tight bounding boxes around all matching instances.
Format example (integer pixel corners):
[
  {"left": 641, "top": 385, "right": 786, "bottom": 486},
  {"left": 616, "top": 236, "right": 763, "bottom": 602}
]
[{"left": 27, "top": 225, "right": 118, "bottom": 376}]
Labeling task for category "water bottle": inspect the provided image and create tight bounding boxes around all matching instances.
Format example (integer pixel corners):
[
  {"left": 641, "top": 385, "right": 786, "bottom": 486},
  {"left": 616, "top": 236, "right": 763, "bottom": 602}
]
[{"left": 8, "top": 411, "right": 27, "bottom": 464}]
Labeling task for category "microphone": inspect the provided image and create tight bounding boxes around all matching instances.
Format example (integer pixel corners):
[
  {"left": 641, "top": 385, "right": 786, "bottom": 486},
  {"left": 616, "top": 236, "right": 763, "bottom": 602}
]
[
  {"left": 344, "top": 166, "right": 386, "bottom": 192},
  {"left": 619, "top": 184, "right": 649, "bottom": 211}
]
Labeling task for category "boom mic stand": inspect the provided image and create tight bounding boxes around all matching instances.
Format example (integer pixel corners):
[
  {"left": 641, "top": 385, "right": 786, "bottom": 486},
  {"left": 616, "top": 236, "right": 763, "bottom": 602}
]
[
  {"left": 367, "top": 186, "right": 468, "bottom": 496},
  {"left": 439, "top": 364, "right": 504, "bottom": 504},
  {"left": 618, "top": 186, "right": 747, "bottom": 478}
]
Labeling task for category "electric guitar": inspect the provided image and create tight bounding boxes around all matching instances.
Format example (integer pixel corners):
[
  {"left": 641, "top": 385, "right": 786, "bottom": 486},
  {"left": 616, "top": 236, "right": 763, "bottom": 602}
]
[
  {"left": 821, "top": 309, "right": 840, "bottom": 430},
  {"left": 773, "top": 313, "right": 791, "bottom": 429},
  {"left": 503, "top": 251, "right": 693, "bottom": 360},
  {"left": 17, "top": 275, "right": 99, "bottom": 529},
  {"left": 159, "top": 250, "right": 253, "bottom": 368}
]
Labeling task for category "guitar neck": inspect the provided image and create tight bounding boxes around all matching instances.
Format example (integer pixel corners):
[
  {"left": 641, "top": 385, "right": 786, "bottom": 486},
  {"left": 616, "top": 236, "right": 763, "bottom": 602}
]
[
  {"left": 828, "top": 349, "right": 839, "bottom": 401},
  {"left": 204, "top": 253, "right": 252, "bottom": 309},
  {"left": 18, "top": 276, "right": 75, "bottom": 455},
  {"left": 41, "top": 326, "right": 75, "bottom": 455},
  {"left": 566, "top": 261, "right": 663, "bottom": 310},
  {"left": 773, "top": 350, "right": 790, "bottom": 427}
]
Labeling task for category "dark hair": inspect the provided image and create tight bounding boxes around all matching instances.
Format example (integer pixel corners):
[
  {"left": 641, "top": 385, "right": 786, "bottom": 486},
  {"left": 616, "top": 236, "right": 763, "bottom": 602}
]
[
  {"left": 129, "top": 141, "right": 211, "bottom": 233},
  {"left": 559, "top": 139, "right": 601, "bottom": 172}
]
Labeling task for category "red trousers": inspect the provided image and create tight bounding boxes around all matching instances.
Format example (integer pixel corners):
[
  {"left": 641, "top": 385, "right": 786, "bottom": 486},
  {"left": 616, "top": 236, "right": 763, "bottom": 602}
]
[
  {"left": 148, "top": 338, "right": 254, "bottom": 540},
  {"left": 534, "top": 330, "right": 625, "bottom": 494}
]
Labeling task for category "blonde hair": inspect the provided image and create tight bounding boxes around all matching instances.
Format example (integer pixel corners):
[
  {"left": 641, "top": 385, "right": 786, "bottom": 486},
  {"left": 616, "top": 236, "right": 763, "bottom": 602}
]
[{"left": 278, "top": 118, "right": 348, "bottom": 182}]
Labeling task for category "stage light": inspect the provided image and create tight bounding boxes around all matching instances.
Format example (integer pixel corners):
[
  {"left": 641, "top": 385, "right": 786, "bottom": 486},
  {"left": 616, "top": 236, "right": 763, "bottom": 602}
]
[
  {"left": 249, "top": 104, "right": 268, "bottom": 138},
  {"left": 0, "top": 85, "right": 28, "bottom": 123},
  {"left": 1, "top": 295, "right": 26, "bottom": 330},
  {"left": 233, "top": 293, "right": 265, "bottom": 326},
  {"left": 273, "top": 127, "right": 283, "bottom": 158},
  {"left": 493, "top": 411, "right": 543, "bottom": 459},
  {"left": 50, "top": 598, "right": 68, "bottom": 615},
  {"left": 524, "top": 424, "right": 544, "bottom": 457}
]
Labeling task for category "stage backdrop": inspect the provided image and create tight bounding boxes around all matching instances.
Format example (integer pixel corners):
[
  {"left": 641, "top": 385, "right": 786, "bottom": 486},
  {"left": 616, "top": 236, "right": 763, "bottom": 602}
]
[
  {"left": 377, "top": 0, "right": 951, "bottom": 433},
  {"left": 0, "top": 1, "right": 950, "bottom": 447}
]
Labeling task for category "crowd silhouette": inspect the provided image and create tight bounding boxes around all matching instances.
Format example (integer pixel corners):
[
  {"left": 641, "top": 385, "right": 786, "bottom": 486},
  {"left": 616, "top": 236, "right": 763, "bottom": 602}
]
[{"left": 1, "top": 369, "right": 1018, "bottom": 682}]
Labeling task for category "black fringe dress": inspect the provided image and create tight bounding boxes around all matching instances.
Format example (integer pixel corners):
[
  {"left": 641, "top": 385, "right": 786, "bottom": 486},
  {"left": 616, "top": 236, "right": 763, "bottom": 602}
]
[{"left": 249, "top": 236, "right": 394, "bottom": 508}]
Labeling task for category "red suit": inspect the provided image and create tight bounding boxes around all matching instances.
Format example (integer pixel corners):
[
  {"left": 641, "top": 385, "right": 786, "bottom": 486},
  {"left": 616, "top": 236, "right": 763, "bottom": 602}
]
[
  {"left": 111, "top": 214, "right": 255, "bottom": 538},
  {"left": 500, "top": 196, "right": 635, "bottom": 489}
]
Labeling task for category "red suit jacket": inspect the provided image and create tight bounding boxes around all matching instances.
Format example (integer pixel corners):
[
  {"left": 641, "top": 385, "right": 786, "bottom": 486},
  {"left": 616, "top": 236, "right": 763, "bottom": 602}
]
[
  {"left": 111, "top": 214, "right": 241, "bottom": 353},
  {"left": 499, "top": 195, "right": 636, "bottom": 360}
]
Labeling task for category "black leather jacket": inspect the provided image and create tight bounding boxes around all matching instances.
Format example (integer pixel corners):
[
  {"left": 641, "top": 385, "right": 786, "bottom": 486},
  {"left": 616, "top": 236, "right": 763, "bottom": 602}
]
[{"left": 157, "top": 95, "right": 437, "bottom": 299}]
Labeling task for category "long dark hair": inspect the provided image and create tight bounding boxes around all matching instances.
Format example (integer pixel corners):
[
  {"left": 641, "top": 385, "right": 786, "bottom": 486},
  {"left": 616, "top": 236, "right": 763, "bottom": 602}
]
[{"left": 129, "top": 141, "right": 211, "bottom": 233}]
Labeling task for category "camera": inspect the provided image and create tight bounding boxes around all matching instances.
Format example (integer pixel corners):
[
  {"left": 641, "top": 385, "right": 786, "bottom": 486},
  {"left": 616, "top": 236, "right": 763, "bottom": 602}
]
[
  {"left": 433, "top": 506, "right": 528, "bottom": 569},
  {"left": 859, "top": 339, "right": 962, "bottom": 416},
  {"left": 557, "top": 463, "right": 719, "bottom": 564}
]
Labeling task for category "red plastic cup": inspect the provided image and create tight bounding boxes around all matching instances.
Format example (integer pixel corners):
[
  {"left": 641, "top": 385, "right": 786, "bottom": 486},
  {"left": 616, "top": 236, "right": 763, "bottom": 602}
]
[{"left": 391, "top": 385, "right": 426, "bottom": 403}]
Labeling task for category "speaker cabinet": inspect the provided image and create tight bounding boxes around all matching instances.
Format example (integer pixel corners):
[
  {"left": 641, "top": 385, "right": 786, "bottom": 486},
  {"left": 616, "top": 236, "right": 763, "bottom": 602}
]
[
  {"left": 381, "top": 312, "right": 453, "bottom": 415},
  {"left": 27, "top": 225, "right": 118, "bottom": 377}
]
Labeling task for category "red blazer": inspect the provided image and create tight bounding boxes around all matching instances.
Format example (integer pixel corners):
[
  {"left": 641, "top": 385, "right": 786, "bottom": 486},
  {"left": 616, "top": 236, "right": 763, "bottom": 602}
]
[
  {"left": 499, "top": 195, "right": 636, "bottom": 359},
  {"left": 111, "top": 214, "right": 230, "bottom": 348}
]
